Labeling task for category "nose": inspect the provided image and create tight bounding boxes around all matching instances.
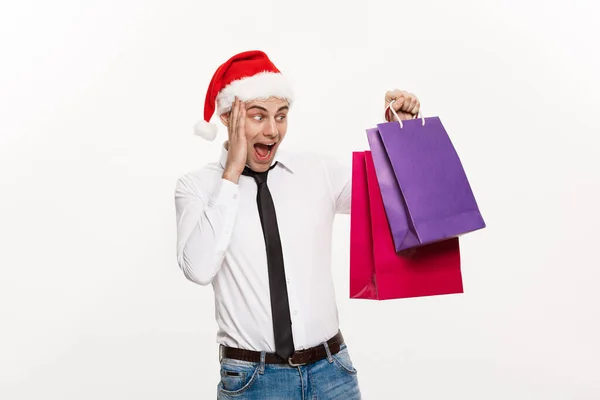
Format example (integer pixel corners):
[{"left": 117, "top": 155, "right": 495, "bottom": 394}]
[{"left": 263, "top": 118, "right": 277, "bottom": 137}]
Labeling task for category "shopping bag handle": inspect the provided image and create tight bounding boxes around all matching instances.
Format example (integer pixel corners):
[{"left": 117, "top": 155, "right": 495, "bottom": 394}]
[{"left": 387, "top": 99, "right": 426, "bottom": 129}]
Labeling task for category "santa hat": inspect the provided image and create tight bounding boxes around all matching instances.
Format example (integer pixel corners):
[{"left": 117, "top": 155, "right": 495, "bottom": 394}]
[{"left": 194, "top": 50, "right": 294, "bottom": 140}]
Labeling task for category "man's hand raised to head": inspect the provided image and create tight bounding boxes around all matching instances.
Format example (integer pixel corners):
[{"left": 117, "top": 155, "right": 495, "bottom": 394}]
[{"left": 222, "top": 97, "right": 248, "bottom": 184}]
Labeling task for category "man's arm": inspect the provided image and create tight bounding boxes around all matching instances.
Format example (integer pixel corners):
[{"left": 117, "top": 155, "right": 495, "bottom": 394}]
[
  {"left": 174, "top": 175, "right": 240, "bottom": 285},
  {"left": 321, "top": 155, "right": 352, "bottom": 215},
  {"left": 324, "top": 90, "right": 421, "bottom": 215}
]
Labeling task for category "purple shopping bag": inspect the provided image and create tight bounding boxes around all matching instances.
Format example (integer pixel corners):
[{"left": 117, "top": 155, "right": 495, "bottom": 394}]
[{"left": 367, "top": 115, "right": 485, "bottom": 252}]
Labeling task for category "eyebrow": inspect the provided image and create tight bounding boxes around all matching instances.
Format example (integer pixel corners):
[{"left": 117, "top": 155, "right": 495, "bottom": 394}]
[{"left": 246, "top": 105, "right": 289, "bottom": 113}]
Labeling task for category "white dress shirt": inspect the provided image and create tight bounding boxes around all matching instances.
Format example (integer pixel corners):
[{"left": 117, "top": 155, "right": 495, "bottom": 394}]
[{"left": 174, "top": 143, "right": 351, "bottom": 352}]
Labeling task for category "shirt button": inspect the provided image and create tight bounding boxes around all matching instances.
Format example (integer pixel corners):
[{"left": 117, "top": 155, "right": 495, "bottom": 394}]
[
  {"left": 286, "top": 278, "right": 290, "bottom": 284},
  {"left": 293, "top": 310, "right": 298, "bottom": 316},
  {"left": 233, "top": 194, "right": 238, "bottom": 199}
]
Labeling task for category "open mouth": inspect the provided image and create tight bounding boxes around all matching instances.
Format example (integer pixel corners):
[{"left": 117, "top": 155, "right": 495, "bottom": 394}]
[{"left": 253, "top": 142, "right": 276, "bottom": 161}]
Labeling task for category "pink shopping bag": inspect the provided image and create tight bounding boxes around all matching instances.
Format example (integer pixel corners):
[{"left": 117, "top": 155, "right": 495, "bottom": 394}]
[{"left": 350, "top": 151, "right": 464, "bottom": 300}]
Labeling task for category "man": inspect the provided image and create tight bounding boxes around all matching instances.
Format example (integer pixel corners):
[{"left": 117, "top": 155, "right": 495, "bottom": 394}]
[{"left": 174, "top": 50, "right": 420, "bottom": 399}]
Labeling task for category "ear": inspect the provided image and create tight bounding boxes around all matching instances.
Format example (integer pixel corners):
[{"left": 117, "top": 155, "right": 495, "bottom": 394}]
[{"left": 219, "top": 112, "right": 230, "bottom": 127}]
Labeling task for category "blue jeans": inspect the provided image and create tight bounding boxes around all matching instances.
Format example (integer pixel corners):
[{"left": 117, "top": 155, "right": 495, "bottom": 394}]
[{"left": 217, "top": 342, "right": 362, "bottom": 399}]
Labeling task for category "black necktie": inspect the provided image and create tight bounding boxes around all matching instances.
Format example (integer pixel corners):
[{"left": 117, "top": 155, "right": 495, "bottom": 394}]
[{"left": 242, "top": 163, "right": 295, "bottom": 360}]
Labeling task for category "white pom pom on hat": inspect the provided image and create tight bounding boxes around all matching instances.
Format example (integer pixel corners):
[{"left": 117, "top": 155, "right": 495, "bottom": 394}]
[
  {"left": 194, "top": 50, "right": 294, "bottom": 141},
  {"left": 194, "top": 119, "right": 218, "bottom": 141}
]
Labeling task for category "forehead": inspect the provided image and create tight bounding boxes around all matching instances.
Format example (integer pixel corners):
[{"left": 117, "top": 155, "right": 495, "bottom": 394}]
[{"left": 245, "top": 97, "right": 289, "bottom": 110}]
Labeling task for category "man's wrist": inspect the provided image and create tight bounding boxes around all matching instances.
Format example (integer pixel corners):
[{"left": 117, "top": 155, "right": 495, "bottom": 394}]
[{"left": 222, "top": 169, "right": 241, "bottom": 184}]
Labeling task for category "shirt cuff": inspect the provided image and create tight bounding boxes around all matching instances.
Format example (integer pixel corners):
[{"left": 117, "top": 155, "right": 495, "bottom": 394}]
[{"left": 208, "top": 178, "right": 240, "bottom": 208}]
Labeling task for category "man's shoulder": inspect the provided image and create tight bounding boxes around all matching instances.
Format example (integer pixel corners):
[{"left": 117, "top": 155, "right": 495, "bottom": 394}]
[
  {"left": 278, "top": 149, "right": 348, "bottom": 171},
  {"left": 175, "top": 160, "right": 223, "bottom": 192},
  {"left": 282, "top": 150, "right": 351, "bottom": 178}
]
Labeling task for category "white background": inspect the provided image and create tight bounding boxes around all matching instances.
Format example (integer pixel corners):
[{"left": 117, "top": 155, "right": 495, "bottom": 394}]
[{"left": 1, "top": 0, "right": 599, "bottom": 398}]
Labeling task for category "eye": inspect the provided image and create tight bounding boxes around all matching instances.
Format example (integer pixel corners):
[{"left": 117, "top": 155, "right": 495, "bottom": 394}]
[
  {"left": 276, "top": 115, "right": 287, "bottom": 121},
  {"left": 252, "top": 115, "right": 264, "bottom": 121}
]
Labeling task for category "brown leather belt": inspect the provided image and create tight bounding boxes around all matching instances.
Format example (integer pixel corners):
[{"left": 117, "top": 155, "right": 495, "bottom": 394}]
[{"left": 220, "top": 331, "right": 344, "bottom": 366}]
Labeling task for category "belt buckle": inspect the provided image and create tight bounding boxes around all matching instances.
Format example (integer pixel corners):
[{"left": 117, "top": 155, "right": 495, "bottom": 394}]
[{"left": 288, "top": 354, "right": 307, "bottom": 367}]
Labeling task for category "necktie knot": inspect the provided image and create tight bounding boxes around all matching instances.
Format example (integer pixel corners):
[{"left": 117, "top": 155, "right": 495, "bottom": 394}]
[{"left": 242, "top": 163, "right": 277, "bottom": 185}]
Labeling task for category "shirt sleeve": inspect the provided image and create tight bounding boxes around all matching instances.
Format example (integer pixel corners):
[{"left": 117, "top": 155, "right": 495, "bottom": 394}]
[
  {"left": 321, "top": 154, "right": 352, "bottom": 215},
  {"left": 174, "top": 174, "right": 240, "bottom": 285}
]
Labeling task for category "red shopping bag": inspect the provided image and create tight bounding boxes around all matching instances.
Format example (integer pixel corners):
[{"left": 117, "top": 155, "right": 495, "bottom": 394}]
[{"left": 350, "top": 151, "right": 464, "bottom": 300}]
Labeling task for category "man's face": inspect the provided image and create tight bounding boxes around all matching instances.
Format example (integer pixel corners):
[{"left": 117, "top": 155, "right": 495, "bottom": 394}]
[{"left": 232, "top": 97, "right": 289, "bottom": 173}]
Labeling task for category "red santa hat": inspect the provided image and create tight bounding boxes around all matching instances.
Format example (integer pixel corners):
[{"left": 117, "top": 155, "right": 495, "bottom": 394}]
[{"left": 194, "top": 50, "right": 294, "bottom": 140}]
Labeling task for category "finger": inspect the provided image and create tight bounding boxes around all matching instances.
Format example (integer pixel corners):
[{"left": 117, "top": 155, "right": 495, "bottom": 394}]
[
  {"left": 230, "top": 98, "right": 239, "bottom": 135},
  {"left": 385, "top": 89, "right": 404, "bottom": 103},
  {"left": 387, "top": 96, "right": 404, "bottom": 121},
  {"left": 398, "top": 111, "right": 412, "bottom": 121},
  {"left": 236, "top": 100, "right": 244, "bottom": 136},
  {"left": 400, "top": 95, "right": 414, "bottom": 112},
  {"left": 228, "top": 99, "right": 235, "bottom": 131},
  {"left": 238, "top": 102, "right": 246, "bottom": 138},
  {"left": 384, "top": 90, "right": 395, "bottom": 103},
  {"left": 409, "top": 97, "right": 418, "bottom": 114},
  {"left": 393, "top": 95, "right": 406, "bottom": 112},
  {"left": 410, "top": 99, "right": 420, "bottom": 115},
  {"left": 385, "top": 89, "right": 400, "bottom": 112},
  {"left": 405, "top": 97, "right": 417, "bottom": 114}
]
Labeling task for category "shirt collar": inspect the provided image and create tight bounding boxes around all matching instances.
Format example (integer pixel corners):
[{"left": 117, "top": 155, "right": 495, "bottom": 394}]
[{"left": 218, "top": 141, "right": 294, "bottom": 174}]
